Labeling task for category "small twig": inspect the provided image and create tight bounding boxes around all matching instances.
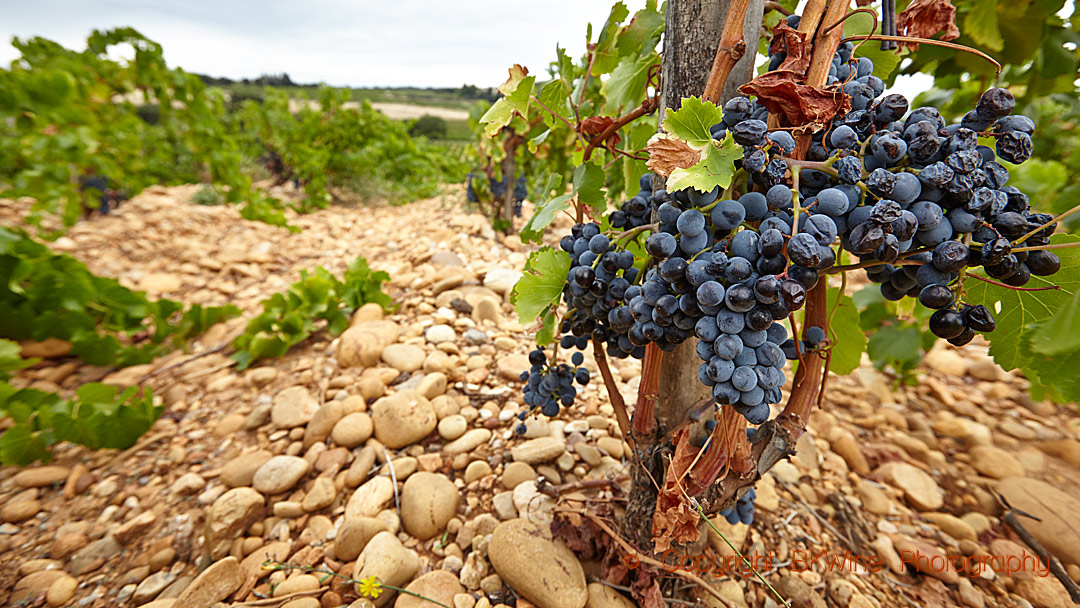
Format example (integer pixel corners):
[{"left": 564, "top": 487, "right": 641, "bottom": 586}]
[
  {"left": 1011, "top": 241, "right": 1080, "bottom": 253},
  {"left": 558, "top": 506, "right": 735, "bottom": 608},
  {"left": 381, "top": 447, "right": 401, "bottom": 519},
  {"left": 1012, "top": 202, "right": 1080, "bottom": 245},
  {"left": 995, "top": 492, "right": 1080, "bottom": 603},
  {"left": 229, "top": 589, "right": 322, "bottom": 607},
  {"left": 839, "top": 35, "right": 1002, "bottom": 73},
  {"left": 592, "top": 337, "right": 634, "bottom": 448},
  {"left": 612, "top": 223, "right": 657, "bottom": 244},
  {"left": 596, "top": 581, "right": 697, "bottom": 606},
  {"left": 965, "top": 273, "right": 1062, "bottom": 292},
  {"left": 763, "top": 1, "right": 793, "bottom": 15},
  {"left": 140, "top": 343, "right": 229, "bottom": 383},
  {"left": 822, "top": 7, "right": 878, "bottom": 35}
]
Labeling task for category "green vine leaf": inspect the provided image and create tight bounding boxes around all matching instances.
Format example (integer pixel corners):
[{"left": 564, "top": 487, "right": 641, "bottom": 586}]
[
  {"left": 511, "top": 247, "right": 571, "bottom": 324},
  {"left": 1030, "top": 288, "right": 1080, "bottom": 356},
  {"left": 662, "top": 97, "right": 726, "bottom": 149},
  {"left": 573, "top": 160, "right": 607, "bottom": 214},
  {"left": 666, "top": 133, "right": 742, "bottom": 194},
  {"left": 827, "top": 287, "right": 866, "bottom": 375},
  {"left": 965, "top": 234, "right": 1080, "bottom": 401},
  {"left": 963, "top": 0, "right": 1005, "bottom": 52}
]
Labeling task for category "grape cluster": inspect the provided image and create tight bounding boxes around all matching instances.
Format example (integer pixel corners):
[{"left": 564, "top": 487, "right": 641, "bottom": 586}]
[
  {"left": 519, "top": 10, "right": 1058, "bottom": 437},
  {"left": 516, "top": 347, "right": 590, "bottom": 433},
  {"left": 719, "top": 488, "right": 757, "bottom": 525},
  {"left": 610, "top": 174, "right": 657, "bottom": 229},
  {"left": 466, "top": 173, "right": 527, "bottom": 216},
  {"left": 558, "top": 216, "right": 644, "bottom": 360}
]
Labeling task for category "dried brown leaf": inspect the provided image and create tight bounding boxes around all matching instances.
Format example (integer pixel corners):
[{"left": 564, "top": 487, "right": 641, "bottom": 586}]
[
  {"left": 645, "top": 134, "right": 702, "bottom": 178},
  {"left": 651, "top": 428, "right": 704, "bottom": 553},
  {"left": 897, "top": 0, "right": 961, "bottom": 51},
  {"left": 739, "top": 72, "right": 851, "bottom": 132},
  {"left": 769, "top": 23, "right": 813, "bottom": 74},
  {"left": 581, "top": 116, "right": 623, "bottom": 148}
]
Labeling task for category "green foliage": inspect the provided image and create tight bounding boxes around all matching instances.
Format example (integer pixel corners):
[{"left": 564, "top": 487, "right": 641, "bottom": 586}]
[
  {"left": 233, "top": 87, "right": 465, "bottom": 209},
  {"left": 192, "top": 185, "right": 225, "bottom": 206},
  {"left": 467, "top": 0, "right": 664, "bottom": 233},
  {"left": 0, "top": 28, "right": 257, "bottom": 227},
  {"left": 826, "top": 287, "right": 866, "bottom": 375},
  {"left": 510, "top": 247, "right": 572, "bottom": 346},
  {"left": 0, "top": 382, "right": 161, "bottom": 465},
  {"left": 0, "top": 227, "right": 239, "bottom": 367},
  {"left": 232, "top": 257, "right": 392, "bottom": 370},
  {"left": 965, "top": 235, "right": 1080, "bottom": 402},
  {"left": 852, "top": 285, "right": 935, "bottom": 383}
]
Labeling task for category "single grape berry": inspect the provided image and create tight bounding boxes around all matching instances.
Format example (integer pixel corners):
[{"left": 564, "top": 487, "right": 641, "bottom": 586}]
[
  {"left": 964, "top": 304, "right": 996, "bottom": 332},
  {"left": 929, "top": 309, "right": 966, "bottom": 339}
]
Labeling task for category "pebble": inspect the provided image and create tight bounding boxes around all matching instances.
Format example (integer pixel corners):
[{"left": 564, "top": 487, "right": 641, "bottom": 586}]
[
  {"left": 346, "top": 476, "right": 395, "bottom": 518},
  {"left": 14, "top": 466, "right": 71, "bottom": 488},
  {"left": 501, "top": 462, "right": 537, "bottom": 490},
  {"left": 2, "top": 498, "right": 41, "bottom": 523},
  {"left": 303, "top": 402, "right": 344, "bottom": 448},
  {"left": 464, "top": 460, "right": 492, "bottom": 483},
  {"left": 46, "top": 574, "right": 77, "bottom": 607},
  {"left": 511, "top": 437, "right": 565, "bottom": 464},
  {"left": 443, "top": 429, "right": 491, "bottom": 455},
  {"left": 332, "top": 412, "right": 374, "bottom": 448},
  {"left": 371, "top": 391, "right": 437, "bottom": 448},
  {"left": 381, "top": 344, "right": 426, "bottom": 373},
  {"left": 252, "top": 455, "right": 311, "bottom": 495},
  {"left": 301, "top": 477, "right": 337, "bottom": 512},
  {"left": 488, "top": 519, "right": 587, "bottom": 608},
  {"left": 271, "top": 386, "right": 319, "bottom": 428},
  {"left": 335, "top": 517, "right": 391, "bottom": 561},
  {"left": 272, "top": 573, "right": 320, "bottom": 597},
  {"left": 876, "top": 461, "right": 943, "bottom": 511},
  {"left": 205, "top": 488, "right": 265, "bottom": 560},
  {"left": 997, "top": 476, "right": 1080, "bottom": 566},
  {"left": 221, "top": 450, "right": 274, "bottom": 487},
  {"left": 170, "top": 472, "right": 207, "bottom": 496},
  {"left": 397, "top": 571, "right": 465, "bottom": 608},
  {"left": 426, "top": 324, "right": 456, "bottom": 343},
  {"left": 353, "top": 532, "right": 419, "bottom": 607},
  {"left": 438, "top": 414, "right": 468, "bottom": 440},
  {"left": 969, "top": 445, "right": 1025, "bottom": 479},
  {"left": 400, "top": 472, "right": 460, "bottom": 540},
  {"left": 173, "top": 556, "right": 243, "bottom": 608}
]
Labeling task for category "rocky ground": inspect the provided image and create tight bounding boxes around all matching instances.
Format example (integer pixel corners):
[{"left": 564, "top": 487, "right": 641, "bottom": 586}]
[{"left": 1, "top": 185, "right": 1079, "bottom": 608}]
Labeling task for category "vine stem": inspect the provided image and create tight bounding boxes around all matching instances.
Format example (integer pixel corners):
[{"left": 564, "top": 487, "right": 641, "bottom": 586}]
[
  {"left": 612, "top": 223, "right": 658, "bottom": 244},
  {"left": 1012, "top": 241, "right": 1080, "bottom": 253},
  {"left": 593, "top": 336, "right": 634, "bottom": 448},
  {"left": 1012, "top": 202, "right": 1080, "bottom": 245},
  {"left": 632, "top": 343, "right": 662, "bottom": 440},
  {"left": 702, "top": 0, "right": 752, "bottom": 104},
  {"left": 826, "top": 257, "right": 923, "bottom": 273},
  {"left": 840, "top": 34, "right": 1002, "bottom": 73},
  {"left": 965, "top": 273, "right": 1062, "bottom": 292}
]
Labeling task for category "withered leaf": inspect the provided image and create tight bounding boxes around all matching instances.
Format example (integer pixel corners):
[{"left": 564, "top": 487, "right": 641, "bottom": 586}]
[
  {"left": 897, "top": 0, "right": 961, "bottom": 51},
  {"left": 739, "top": 72, "right": 851, "bottom": 132},
  {"left": 581, "top": 116, "right": 623, "bottom": 148},
  {"left": 769, "top": 23, "right": 813, "bottom": 74},
  {"left": 645, "top": 134, "right": 702, "bottom": 178},
  {"left": 651, "top": 428, "right": 705, "bottom": 553}
]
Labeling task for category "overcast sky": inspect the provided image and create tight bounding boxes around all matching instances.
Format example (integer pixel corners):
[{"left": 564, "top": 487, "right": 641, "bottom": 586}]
[{"left": 0, "top": 0, "right": 644, "bottom": 88}]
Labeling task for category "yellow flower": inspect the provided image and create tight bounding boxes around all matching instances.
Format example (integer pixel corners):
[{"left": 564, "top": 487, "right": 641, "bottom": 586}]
[{"left": 358, "top": 576, "right": 383, "bottom": 599}]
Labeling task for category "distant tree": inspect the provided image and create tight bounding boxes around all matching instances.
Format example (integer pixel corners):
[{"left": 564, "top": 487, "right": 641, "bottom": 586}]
[{"left": 409, "top": 115, "right": 447, "bottom": 139}]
